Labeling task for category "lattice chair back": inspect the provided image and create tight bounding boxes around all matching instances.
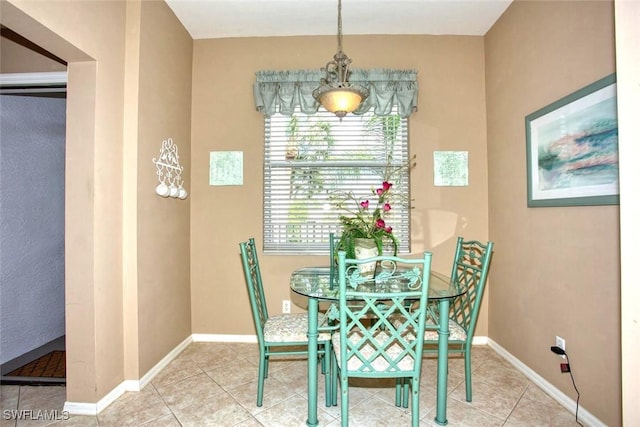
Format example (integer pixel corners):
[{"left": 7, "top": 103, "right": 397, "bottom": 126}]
[
  {"left": 239, "top": 237, "right": 333, "bottom": 407},
  {"left": 448, "top": 237, "right": 494, "bottom": 337},
  {"left": 333, "top": 250, "right": 433, "bottom": 426},
  {"left": 420, "top": 237, "right": 494, "bottom": 404},
  {"left": 239, "top": 238, "right": 269, "bottom": 345}
]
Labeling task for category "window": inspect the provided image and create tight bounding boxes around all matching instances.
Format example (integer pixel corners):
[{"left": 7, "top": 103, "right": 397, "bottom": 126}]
[{"left": 264, "top": 107, "right": 411, "bottom": 255}]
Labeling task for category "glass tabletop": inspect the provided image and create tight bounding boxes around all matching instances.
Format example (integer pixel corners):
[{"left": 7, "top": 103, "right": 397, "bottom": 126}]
[{"left": 290, "top": 266, "right": 465, "bottom": 301}]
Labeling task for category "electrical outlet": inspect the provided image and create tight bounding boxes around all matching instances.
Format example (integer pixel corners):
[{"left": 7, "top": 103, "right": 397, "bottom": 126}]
[
  {"left": 555, "top": 336, "right": 566, "bottom": 359},
  {"left": 282, "top": 300, "right": 291, "bottom": 314}
]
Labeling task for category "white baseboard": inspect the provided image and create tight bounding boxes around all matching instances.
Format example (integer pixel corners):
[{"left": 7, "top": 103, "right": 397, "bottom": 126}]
[
  {"left": 472, "top": 335, "right": 488, "bottom": 345},
  {"left": 137, "top": 335, "right": 193, "bottom": 390},
  {"left": 191, "top": 334, "right": 256, "bottom": 343},
  {"left": 63, "top": 381, "right": 128, "bottom": 415},
  {"left": 488, "top": 338, "right": 605, "bottom": 427},
  {"left": 64, "top": 335, "right": 193, "bottom": 415}
]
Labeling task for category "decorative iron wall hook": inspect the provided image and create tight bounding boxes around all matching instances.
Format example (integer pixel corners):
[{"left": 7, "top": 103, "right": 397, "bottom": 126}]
[{"left": 152, "top": 138, "right": 188, "bottom": 199}]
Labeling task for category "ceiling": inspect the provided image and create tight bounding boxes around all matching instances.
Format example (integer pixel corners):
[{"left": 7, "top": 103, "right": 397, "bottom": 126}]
[{"left": 165, "top": 0, "right": 513, "bottom": 40}]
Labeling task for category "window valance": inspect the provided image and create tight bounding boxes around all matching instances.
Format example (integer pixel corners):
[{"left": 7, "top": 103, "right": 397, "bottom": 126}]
[{"left": 253, "top": 69, "right": 418, "bottom": 118}]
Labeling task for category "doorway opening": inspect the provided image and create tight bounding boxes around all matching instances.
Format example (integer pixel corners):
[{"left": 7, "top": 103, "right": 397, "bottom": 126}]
[{"left": 0, "top": 71, "right": 67, "bottom": 385}]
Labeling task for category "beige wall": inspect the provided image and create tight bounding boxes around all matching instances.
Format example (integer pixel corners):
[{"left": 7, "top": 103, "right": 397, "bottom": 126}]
[
  {"left": 190, "top": 36, "right": 490, "bottom": 335},
  {"left": 135, "top": 0, "right": 192, "bottom": 375},
  {"left": 1, "top": 0, "right": 192, "bottom": 403},
  {"left": 122, "top": 0, "right": 193, "bottom": 379},
  {"left": 485, "top": 1, "right": 619, "bottom": 425}
]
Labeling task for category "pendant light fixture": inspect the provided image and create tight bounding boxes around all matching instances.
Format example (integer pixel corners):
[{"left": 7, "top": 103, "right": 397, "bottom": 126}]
[{"left": 312, "top": 0, "right": 369, "bottom": 118}]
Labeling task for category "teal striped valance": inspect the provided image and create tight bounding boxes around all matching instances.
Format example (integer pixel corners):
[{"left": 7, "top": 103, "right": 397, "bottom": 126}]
[{"left": 253, "top": 69, "right": 418, "bottom": 118}]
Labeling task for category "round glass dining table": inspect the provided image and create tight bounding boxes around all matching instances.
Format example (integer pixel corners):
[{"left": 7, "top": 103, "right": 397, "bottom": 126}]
[{"left": 290, "top": 266, "right": 466, "bottom": 426}]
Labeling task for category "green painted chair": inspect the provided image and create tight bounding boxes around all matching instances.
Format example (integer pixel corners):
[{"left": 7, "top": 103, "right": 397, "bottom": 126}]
[
  {"left": 329, "top": 232, "right": 340, "bottom": 289},
  {"left": 331, "top": 250, "right": 433, "bottom": 426},
  {"left": 423, "top": 237, "right": 494, "bottom": 402},
  {"left": 239, "top": 238, "right": 333, "bottom": 407}
]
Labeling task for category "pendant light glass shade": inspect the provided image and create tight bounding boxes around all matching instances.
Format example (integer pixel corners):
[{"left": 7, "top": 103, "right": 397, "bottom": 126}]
[
  {"left": 313, "top": 0, "right": 369, "bottom": 117},
  {"left": 314, "top": 82, "right": 366, "bottom": 118}
]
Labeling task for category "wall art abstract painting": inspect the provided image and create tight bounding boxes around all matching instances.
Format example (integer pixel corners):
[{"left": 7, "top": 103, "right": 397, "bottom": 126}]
[{"left": 525, "top": 74, "right": 619, "bottom": 207}]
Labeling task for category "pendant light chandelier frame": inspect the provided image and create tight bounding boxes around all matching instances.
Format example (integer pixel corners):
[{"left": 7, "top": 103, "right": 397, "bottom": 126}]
[{"left": 312, "top": 0, "right": 369, "bottom": 118}]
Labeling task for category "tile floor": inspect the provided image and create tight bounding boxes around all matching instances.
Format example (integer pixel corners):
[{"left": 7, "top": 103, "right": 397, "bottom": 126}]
[{"left": 0, "top": 342, "right": 579, "bottom": 426}]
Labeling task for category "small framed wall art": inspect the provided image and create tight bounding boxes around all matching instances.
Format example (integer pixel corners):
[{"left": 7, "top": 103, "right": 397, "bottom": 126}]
[{"left": 209, "top": 151, "right": 243, "bottom": 186}]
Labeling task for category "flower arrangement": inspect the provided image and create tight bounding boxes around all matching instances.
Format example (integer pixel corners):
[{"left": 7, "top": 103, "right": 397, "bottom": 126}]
[
  {"left": 335, "top": 181, "right": 400, "bottom": 259},
  {"left": 333, "top": 156, "right": 416, "bottom": 259}
]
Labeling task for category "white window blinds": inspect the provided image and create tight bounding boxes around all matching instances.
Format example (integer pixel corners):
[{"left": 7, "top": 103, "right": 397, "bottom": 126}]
[{"left": 264, "top": 108, "right": 411, "bottom": 254}]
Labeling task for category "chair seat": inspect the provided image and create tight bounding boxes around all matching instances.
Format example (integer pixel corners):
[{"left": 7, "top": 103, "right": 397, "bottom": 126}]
[
  {"left": 264, "top": 313, "right": 332, "bottom": 342},
  {"left": 392, "top": 318, "right": 468, "bottom": 342},
  {"left": 332, "top": 330, "right": 416, "bottom": 372},
  {"left": 424, "top": 319, "right": 467, "bottom": 342}
]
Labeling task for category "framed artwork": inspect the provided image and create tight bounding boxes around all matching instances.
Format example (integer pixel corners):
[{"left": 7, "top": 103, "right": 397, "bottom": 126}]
[
  {"left": 209, "top": 151, "right": 243, "bottom": 186},
  {"left": 525, "top": 74, "right": 619, "bottom": 207},
  {"left": 433, "top": 151, "right": 468, "bottom": 186}
]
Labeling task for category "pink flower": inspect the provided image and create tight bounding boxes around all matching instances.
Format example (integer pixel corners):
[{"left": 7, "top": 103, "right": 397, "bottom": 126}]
[
  {"left": 375, "top": 218, "right": 386, "bottom": 229},
  {"left": 376, "top": 181, "right": 393, "bottom": 196},
  {"left": 360, "top": 200, "right": 369, "bottom": 209},
  {"left": 383, "top": 203, "right": 391, "bottom": 212},
  {"left": 385, "top": 226, "right": 393, "bottom": 233}
]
